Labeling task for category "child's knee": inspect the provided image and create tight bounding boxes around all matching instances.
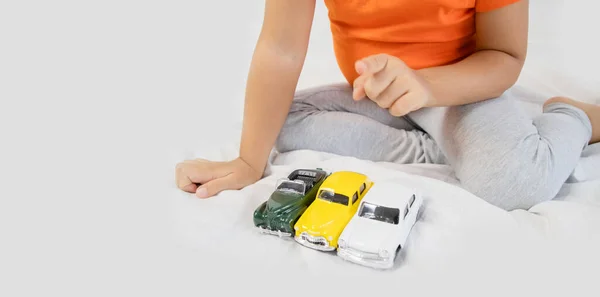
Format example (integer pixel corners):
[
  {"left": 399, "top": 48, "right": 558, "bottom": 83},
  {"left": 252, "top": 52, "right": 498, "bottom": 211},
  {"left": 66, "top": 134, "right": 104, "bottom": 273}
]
[
  {"left": 457, "top": 147, "right": 559, "bottom": 211},
  {"left": 464, "top": 174, "right": 555, "bottom": 211}
]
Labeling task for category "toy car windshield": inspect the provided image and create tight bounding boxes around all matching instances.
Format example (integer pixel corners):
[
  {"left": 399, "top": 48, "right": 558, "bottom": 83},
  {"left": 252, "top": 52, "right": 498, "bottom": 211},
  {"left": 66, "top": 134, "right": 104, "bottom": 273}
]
[
  {"left": 317, "top": 188, "right": 349, "bottom": 206},
  {"left": 276, "top": 179, "right": 306, "bottom": 195},
  {"left": 358, "top": 202, "right": 400, "bottom": 225}
]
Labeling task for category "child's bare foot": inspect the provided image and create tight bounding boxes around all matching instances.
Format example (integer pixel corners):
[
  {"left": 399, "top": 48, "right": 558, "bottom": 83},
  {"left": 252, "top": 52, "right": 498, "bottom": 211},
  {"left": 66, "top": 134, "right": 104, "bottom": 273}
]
[{"left": 544, "top": 96, "right": 600, "bottom": 144}]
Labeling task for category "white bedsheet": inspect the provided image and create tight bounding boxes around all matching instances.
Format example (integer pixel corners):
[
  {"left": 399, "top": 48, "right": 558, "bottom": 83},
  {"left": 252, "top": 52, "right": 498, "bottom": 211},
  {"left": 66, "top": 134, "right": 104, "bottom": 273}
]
[
  {"left": 167, "top": 2, "right": 600, "bottom": 295},
  {"left": 170, "top": 144, "right": 600, "bottom": 295}
]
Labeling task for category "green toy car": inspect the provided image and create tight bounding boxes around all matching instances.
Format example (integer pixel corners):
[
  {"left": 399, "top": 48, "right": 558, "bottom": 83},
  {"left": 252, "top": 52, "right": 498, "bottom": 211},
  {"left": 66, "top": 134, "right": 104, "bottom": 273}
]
[{"left": 253, "top": 168, "right": 329, "bottom": 237}]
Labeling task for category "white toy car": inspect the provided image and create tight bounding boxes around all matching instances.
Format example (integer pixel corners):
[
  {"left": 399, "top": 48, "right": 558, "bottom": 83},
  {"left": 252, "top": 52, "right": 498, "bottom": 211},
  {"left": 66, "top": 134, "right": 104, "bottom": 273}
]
[{"left": 336, "top": 181, "right": 423, "bottom": 269}]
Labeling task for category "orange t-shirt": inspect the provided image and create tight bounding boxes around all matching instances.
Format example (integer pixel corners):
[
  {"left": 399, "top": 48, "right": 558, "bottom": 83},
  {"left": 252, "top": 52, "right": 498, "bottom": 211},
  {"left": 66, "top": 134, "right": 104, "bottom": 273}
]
[{"left": 324, "top": 0, "right": 521, "bottom": 84}]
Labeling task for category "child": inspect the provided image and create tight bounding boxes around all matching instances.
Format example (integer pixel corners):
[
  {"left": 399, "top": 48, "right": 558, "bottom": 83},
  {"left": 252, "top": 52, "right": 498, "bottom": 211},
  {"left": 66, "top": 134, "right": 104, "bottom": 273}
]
[{"left": 175, "top": 0, "right": 600, "bottom": 210}]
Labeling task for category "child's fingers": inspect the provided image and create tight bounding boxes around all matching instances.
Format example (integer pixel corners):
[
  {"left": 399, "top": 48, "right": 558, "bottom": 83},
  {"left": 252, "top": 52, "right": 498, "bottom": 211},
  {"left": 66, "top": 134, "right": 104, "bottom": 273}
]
[
  {"left": 372, "top": 78, "right": 409, "bottom": 109},
  {"left": 196, "top": 174, "right": 239, "bottom": 198},
  {"left": 389, "top": 92, "right": 423, "bottom": 117},
  {"left": 182, "top": 184, "right": 198, "bottom": 193},
  {"left": 363, "top": 66, "right": 398, "bottom": 105},
  {"left": 175, "top": 160, "right": 230, "bottom": 192},
  {"left": 175, "top": 163, "right": 198, "bottom": 192},
  {"left": 356, "top": 54, "right": 389, "bottom": 75},
  {"left": 352, "top": 75, "right": 368, "bottom": 100},
  {"left": 177, "top": 175, "right": 198, "bottom": 193}
]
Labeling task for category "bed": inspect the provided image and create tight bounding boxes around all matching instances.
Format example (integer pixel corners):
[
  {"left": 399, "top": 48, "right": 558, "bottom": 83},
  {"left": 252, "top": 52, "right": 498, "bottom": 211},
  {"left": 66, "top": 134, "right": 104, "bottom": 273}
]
[{"left": 168, "top": 1, "right": 600, "bottom": 295}]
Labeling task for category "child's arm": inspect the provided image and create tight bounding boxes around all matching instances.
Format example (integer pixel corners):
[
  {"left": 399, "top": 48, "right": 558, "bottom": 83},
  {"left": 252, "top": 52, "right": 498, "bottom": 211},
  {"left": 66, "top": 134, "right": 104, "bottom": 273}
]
[
  {"left": 352, "top": 1, "right": 528, "bottom": 115},
  {"left": 175, "top": 0, "right": 315, "bottom": 198},
  {"left": 417, "top": 0, "right": 528, "bottom": 107},
  {"left": 240, "top": 0, "right": 316, "bottom": 173}
]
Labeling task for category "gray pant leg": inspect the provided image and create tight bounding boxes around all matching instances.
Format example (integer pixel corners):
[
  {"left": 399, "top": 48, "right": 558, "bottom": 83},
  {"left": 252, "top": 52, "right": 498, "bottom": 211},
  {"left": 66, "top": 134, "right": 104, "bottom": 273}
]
[
  {"left": 275, "top": 84, "right": 447, "bottom": 164},
  {"left": 407, "top": 94, "right": 592, "bottom": 210}
]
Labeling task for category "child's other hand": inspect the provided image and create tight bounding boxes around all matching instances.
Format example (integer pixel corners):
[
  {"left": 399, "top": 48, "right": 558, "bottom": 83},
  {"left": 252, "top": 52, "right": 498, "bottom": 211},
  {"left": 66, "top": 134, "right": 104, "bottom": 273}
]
[
  {"left": 175, "top": 157, "right": 262, "bottom": 198},
  {"left": 352, "top": 53, "right": 435, "bottom": 117}
]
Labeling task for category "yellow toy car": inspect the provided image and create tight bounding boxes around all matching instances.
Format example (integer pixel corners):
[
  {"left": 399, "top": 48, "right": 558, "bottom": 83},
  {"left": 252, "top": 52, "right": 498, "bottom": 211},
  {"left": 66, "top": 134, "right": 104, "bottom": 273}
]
[{"left": 293, "top": 171, "right": 373, "bottom": 251}]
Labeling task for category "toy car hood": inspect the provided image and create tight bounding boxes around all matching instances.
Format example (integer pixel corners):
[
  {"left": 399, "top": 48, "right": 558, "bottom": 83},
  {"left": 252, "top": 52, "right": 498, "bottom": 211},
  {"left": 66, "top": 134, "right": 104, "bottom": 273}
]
[
  {"left": 296, "top": 203, "right": 348, "bottom": 236},
  {"left": 341, "top": 217, "right": 398, "bottom": 254}
]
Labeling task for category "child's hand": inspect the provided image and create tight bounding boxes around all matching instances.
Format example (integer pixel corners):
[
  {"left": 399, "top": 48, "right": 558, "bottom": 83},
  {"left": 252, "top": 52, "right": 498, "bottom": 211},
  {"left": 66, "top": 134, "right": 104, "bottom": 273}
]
[
  {"left": 175, "top": 157, "right": 262, "bottom": 198},
  {"left": 352, "top": 53, "right": 435, "bottom": 117}
]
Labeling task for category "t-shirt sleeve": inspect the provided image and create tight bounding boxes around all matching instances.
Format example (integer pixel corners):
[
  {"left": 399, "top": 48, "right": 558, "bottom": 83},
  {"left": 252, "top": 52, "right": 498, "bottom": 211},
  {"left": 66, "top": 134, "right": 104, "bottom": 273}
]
[{"left": 475, "top": 0, "right": 522, "bottom": 13}]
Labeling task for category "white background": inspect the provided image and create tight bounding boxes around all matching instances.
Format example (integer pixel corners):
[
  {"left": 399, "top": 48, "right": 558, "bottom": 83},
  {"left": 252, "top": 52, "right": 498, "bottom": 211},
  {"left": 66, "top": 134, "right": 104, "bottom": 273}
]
[{"left": 1, "top": 1, "right": 600, "bottom": 296}]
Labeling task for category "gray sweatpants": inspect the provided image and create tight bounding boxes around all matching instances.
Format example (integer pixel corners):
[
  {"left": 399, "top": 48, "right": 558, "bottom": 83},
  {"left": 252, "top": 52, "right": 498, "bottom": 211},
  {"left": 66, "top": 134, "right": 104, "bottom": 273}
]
[{"left": 275, "top": 83, "right": 593, "bottom": 210}]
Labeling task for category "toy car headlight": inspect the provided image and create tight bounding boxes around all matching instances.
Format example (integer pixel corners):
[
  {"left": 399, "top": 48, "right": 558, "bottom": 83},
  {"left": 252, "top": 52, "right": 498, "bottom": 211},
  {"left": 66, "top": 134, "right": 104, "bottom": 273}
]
[
  {"left": 379, "top": 249, "right": 389, "bottom": 258},
  {"left": 338, "top": 239, "right": 347, "bottom": 249}
]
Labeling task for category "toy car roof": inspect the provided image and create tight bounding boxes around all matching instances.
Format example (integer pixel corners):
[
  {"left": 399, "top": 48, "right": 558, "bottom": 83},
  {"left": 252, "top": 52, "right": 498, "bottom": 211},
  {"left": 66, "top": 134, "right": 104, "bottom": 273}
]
[
  {"left": 287, "top": 168, "right": 328, "bottom": 190},
  {"left": 320, "top": 171, "right": 368, "bottom": 188},
  {"left": 360, "top": 181, "right": 418, "bottom": 209}
]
